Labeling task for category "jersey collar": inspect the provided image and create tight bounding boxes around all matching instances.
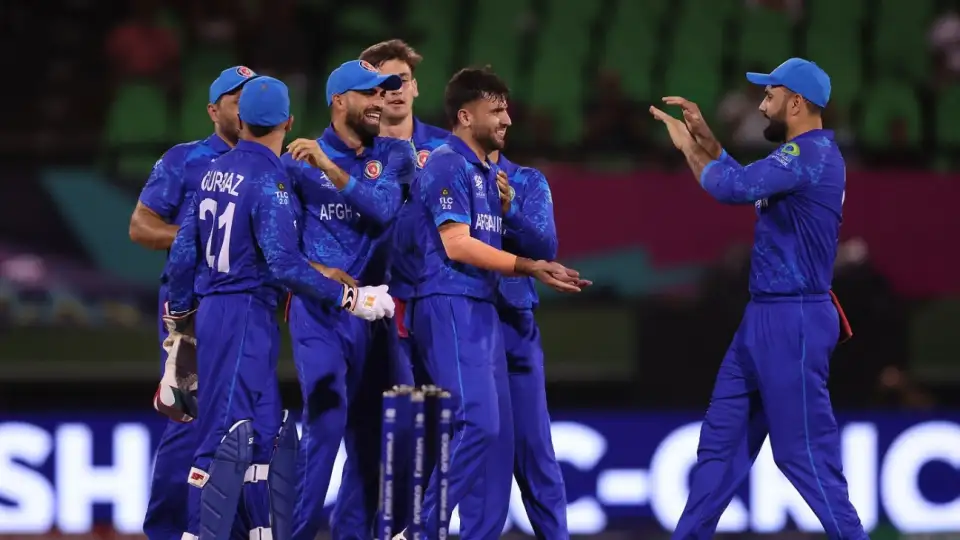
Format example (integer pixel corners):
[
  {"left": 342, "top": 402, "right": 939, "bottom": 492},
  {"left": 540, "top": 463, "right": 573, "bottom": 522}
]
[
  {"left": 492, "top": 153, "right": 519, "bottom": 176},
  {"left": 236, "top": 140, "right": 283, "bottom": 169},
  {"left": 790, "top": 128, "right": 834, "bottom": 142},
  {"left": 206, "top": 133, "right": 233, "bottom": 154},
  {"left": 321, "top": 125, "right": 372, "bottom": 158},
  {"left": 447, "top": 134, "right": 490, "bottom": 170},
  {"left": 411, "top": 117, "right": 428, "bottom": 144}
]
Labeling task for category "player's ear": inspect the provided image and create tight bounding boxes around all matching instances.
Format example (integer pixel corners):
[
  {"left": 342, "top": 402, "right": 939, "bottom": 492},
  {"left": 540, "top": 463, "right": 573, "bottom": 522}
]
[
  {"left": 457, "top": 108, "right": 471, "bottom": 128},
  {"left": 411, "top": 78, "right": 419, "bottom": 99},
  {"left": 207, "top": 103, "right": 218, "bottom": 124},
  {"left": 284, "top": 115, "right": 294, "bottom": 133}
]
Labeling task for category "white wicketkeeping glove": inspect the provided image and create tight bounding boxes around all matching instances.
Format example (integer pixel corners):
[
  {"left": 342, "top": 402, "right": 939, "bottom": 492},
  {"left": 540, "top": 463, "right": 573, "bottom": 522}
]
[
  {"left": 340, "top": 284, "right": 395, "bottom": 321},
  {"left": 155, "top": 303, "right": 199, "bottom": 422}
]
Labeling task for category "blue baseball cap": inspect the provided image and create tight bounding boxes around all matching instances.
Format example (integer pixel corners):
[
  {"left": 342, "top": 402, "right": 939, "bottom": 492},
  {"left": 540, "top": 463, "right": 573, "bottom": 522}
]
[
  {"left": 325, "top": 60, "right": 403, "bottom": 106},
  {"left": 746, "top": 58, "right": 831, "bottom": 108},
  {"left": 238, "top": 77, "right": 290, "bottom": 127},
  {"left": 209, "top": 66, "right": 259, "bottom": 104}
]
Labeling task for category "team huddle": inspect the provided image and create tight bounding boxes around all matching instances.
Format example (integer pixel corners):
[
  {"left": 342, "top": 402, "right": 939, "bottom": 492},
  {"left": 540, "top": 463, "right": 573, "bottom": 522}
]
[
  {"left": 131, "top": 39, "right": 586, "bottom": 540},
  {"left": 130, "top": 35, "right": 869, "bottom": 540}
]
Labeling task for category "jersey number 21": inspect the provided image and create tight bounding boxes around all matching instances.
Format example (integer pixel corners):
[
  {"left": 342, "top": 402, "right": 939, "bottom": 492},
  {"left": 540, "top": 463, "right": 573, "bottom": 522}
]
[{"left": 198, "top": 198, "right": 235, "bottom": 273}]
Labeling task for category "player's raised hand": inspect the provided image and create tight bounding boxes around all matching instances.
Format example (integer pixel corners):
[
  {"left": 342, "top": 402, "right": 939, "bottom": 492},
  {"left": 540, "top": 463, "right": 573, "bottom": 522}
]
[
  {"left": 287, "top": 138, "right": 330, "bottom": 169},
  {"left": 496, "top": 170, "right": 513, "bottom": 214},
  {"left": 309, "top": 261, "right": 358, "bottom": 287},
  {"left": 662, "top": 96, "right": 722, "bottom": 158},
  {"left": 649, "top": 106, "right": 695, "bottom": 151},
  {"left": 341, "top": 284, "right": 396, "bottom": 321}
]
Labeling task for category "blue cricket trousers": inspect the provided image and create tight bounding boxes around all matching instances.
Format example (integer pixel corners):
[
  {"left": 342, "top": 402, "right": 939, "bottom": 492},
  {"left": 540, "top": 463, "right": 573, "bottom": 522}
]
[
  {"left": 410, "top": 295, "right": 513, "bottom": 540},
  {"left": 673, "top": 296, "right": 867, "bottom": 540},
  {"left": 188, "top": 293, "right": 282, "bottom": 537},
  {"left": 288, "top": 296, "right": 393, "bottom": 540},
  {"left": 459, "top": 307, "right": 569, "bottom": 540}
]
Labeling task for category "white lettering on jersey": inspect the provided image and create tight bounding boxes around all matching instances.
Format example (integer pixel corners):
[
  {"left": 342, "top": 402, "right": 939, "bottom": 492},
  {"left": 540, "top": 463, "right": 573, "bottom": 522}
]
[
  {"left": 474, "top": 213, "right": 502, "bottom": 233},
  {"left": 318, "top": 203, "right": 357, "bottom": 221},
  {"left": 200, "top": 171, "right": 243, "bottom": 196}
]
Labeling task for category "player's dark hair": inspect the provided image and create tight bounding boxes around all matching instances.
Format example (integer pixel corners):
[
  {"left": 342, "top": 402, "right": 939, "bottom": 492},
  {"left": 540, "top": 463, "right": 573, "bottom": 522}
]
[
  {"left": 215, "top": 87, "right": 242, "bottom": 106},
  {"left": 246, "top": 124, "right": 278, "bottom": 138},
  {"left": 359, "top": 39, "right": 423, "bottom": 73},
  {"left": 785, "top": 88, "right": 823, "bottom": 116},
  {"left": 443, "top": 66, "right": 510, "bottom": 128}
]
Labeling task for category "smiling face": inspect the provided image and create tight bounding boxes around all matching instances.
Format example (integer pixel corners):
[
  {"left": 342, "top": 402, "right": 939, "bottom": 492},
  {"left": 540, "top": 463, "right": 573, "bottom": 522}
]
[
  {"left": 459, "top": 94, "right": 511, "bottom": 153},
  {"left": 341, "top": 87, "right": 387, "bottom": 138}
]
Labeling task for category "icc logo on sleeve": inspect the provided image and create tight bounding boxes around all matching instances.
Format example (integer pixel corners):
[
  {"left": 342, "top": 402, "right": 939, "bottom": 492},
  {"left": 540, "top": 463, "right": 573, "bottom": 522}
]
[{"left": 364, "top": 161, "right": 383, "bottom": 179}]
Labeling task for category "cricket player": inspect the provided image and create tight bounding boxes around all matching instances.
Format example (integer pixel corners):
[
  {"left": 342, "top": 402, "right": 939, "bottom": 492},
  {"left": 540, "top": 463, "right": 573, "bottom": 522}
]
[
  {"left": 165, "top": 76, "right": 395, "bottom": 540},
  {"left": 358, "top": 39, "right": 449, "bottom": 385},
  {"left": 649, "top": 58, "right": 865, "bottom": 539},
  {"left": 281, "top": 60, "right": 415, "bottom": 540},
  {"left": 358, "top": 40, "right": 450, "bottom": 532},
  {"left": 400, "top": 66, "right": 587, "bottom": 540},
  {"left": 490, "top": 151, "right": 569, "bottom": 539},
  {"left": 129, "top": 65, "right": 258, "bottom": 540}
]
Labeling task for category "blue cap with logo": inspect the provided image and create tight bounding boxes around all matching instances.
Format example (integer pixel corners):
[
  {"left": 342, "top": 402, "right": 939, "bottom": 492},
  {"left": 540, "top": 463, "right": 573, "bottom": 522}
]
[
  {"left": 239, "top": 76, "right": 290, "bottom": 127},
  {"left": 746, "top": 57, "right": 831, "bottom": 108},
  {"left": 209, "top": 66, "right": 259, "bottom": 104},
  {"left": 325, "top": 60, "right": 403, "bottom": 106}
]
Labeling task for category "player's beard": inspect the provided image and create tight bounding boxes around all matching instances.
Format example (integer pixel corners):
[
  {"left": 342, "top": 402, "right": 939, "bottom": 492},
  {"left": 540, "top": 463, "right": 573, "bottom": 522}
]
[
  {"left": 475, "top": 124, "right": 506, "bottom": 154},
  {"left": 219, "top": 116, "right": 241, "bottom": 145},
  {"left": 763, "top": 109, "right": 788, "bottom": 143},
  {"left": 347, "top": 107, "right": 380, "bottom": 146}
]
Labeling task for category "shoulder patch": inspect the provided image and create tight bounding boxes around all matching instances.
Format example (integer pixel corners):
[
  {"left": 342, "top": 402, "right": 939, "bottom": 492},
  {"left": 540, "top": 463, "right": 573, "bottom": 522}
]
[
  {"left": 364, "top": 160, "right": 383, "bottom": 179},
  {"left": 417, "top": 149, "right": 431, "bottom": 169},
  {"left": 780, "top": 142, "right": 800, "bottom": 156}
]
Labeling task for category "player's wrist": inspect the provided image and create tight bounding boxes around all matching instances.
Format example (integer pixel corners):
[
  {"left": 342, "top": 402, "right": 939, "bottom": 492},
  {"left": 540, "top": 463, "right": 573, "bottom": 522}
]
[
  {"left": 513, "top": 256, "right": 535, "bottom": 276},
  {"left": 340, "top": 283, "right": 358, "bottom": 312}
]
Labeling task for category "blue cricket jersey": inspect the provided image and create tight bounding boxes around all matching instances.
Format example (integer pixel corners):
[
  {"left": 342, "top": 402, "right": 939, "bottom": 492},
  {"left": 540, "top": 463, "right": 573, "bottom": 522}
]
[
  {"left": 166, "top": 140, "right": 344, "bottom": 312},
  {"left": 281, "top": 126, "right": 415, "bottom": 293},
  {"left": 496, "top": 155, "right": 558, "bottom": 311},
  {"left": 700, "top": 129, "right": 845, "bottom": 297},
  {"left": 138, "top": 134, "right": 232, "bottom": 279},
  {"left": 390, "top": 117, "right": 451, "bottom": 301},
  {"left": 411, "top": 135, "right": 504, "bottom": 302}
]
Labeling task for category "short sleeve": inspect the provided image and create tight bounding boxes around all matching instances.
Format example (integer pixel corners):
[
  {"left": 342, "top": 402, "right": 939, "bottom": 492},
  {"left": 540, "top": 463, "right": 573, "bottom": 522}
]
[
  {"left": 421, "top": 157, "right": 471, "bottom": 227},
  {"left": 139, "top": 151, "right": 185, "bottom": 220}
]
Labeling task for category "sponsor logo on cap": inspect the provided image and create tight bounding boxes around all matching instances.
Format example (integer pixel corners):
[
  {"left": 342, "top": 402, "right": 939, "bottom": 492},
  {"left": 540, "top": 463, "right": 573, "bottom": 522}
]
[
  {"left": 359, "top": 60, "right": 378, "bottom": 73},
  {"left": 237, "top": 66, "right": 256, "bottom": 78}
]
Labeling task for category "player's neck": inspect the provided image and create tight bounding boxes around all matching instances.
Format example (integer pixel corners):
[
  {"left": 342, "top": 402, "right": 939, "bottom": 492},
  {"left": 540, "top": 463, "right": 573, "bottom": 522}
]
[
  {"left": 453, "top": 129, "right": 489, "bottom": 164},
  {"left": 214, "top": 128, "right": 237, "bottom": 148},
  {"left": 246, "top": 134, "right": 284, "bottom": 156},
  {"left": 786, "top": 118, "right": 823, "bottom": 142},
  {"left": 488, "top": 150, "right": 500, "bottom": 164},
  {"left": 379, "top": 114, "right": 414, "bottom": 140},
  {"left": 332, "top": 118, "right": 367, "bottom": 154}
]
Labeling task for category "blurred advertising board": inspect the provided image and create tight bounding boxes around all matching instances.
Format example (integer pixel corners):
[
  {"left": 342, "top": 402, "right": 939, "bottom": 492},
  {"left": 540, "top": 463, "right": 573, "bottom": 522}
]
[
  {"left": 1, "top": 411, "right": 958, "bottom": 535},
  {"left": 545, "top": 167, "right": 960, "bottom": 298}
]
